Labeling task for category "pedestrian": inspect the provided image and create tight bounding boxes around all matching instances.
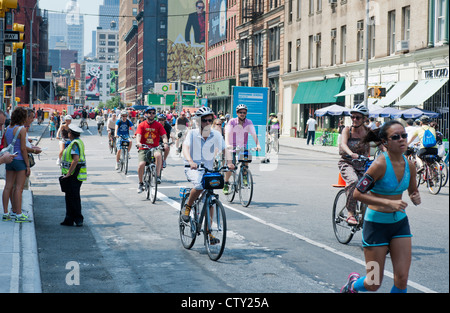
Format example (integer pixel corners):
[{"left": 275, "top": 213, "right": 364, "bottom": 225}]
[
  {"left": 305, "top": 114, "right": 317, "bottom": 145},
  {"left": 341, "top": 120, "right": 421, "bottom": 293},
  {"left": 49, "top": 118, "right": 56, "bottom": 140},
  {"left": 2, "top": 107, "right": 31, "bottom": 223},
  {"left": 59, "top": 124, "right": 87, "bottom": 226},
  {"left": 0, "top": 110, "right": 15, "bottom": 165},
  {"left": 56, "top": 115, "right": 73, "bottom": 166}
]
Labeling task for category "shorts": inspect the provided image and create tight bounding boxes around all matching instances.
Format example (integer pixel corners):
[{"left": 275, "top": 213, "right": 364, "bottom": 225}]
[
  {"left": 117, "top": 136, "right": 131, "bottom": 150},
  {"left": 362, "top": 208, "right": 412, "bottom": 247},
  {"left": 138, "top": 148, "right": 161, "bottom": 163},
  {"left": 6, "top": 159, "right": 27, "bottom": 171},
  {"left": 185, "top": 167, "right": 205, "bottom": 190}
]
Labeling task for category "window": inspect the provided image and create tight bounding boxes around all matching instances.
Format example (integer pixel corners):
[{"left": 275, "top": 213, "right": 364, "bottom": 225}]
[
  {"left": 296, "top": 39, "right": 301, "bottom": 71},
  {"left": 388, "top": 10, "right": 396, "bottom": 55},
  {"left": 357, "top": 20, "right": 364, "bottom": 61},
  {"left": 402, "top": 6, "right": 410, "bottom": 41},
  {"left": 308, "top": 35, "right": 313, "bottom": 68},
  {"left": 309, "top": 0, "right": 314, "bottom": 15},
  {"left": 268, "top": 26, "right": 280, "bottom": 61},
  {"left": 287, "top": 41, "right": 292, "bottom": 72},
  {"left": 288, "top": 0, "right": 293, "bottom": 22},
  {"left": 340, "top": 25, "right": 347, "bottom": 63},
  {"left": 436, "top": 0, "right": 446, "bottom": 42},
  {"left": 297, "top": 0, "right": 302, "bottom": 19},
  {"left": 369, "top": 17, "right": 376, "bottom": 58},
  {"left": 331, "top": 29, "right": 337, "bottom": 65},
  {"left": 315, "top": 33, "right": 321, "bottom": 67},
  {"left": 317, "top": 0, "right": 322, "bottom": 12},
  {"left": 253, "top": 33, "right": 264, "bottom": 66},
  {"left": 240, "top": 37, "right": 249, "bottom": 67}
]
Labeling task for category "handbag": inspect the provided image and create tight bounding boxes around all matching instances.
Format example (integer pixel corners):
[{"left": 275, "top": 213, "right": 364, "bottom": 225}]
[
  {"left": 0, "top": 126, "right": 23, "bottom": 156},
  {"left": 28, "top": 153, "right": 35, "bottom": 168}
]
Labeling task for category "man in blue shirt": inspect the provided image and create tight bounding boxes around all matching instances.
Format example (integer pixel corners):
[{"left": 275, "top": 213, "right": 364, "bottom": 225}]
[{"left": 115, "top": 110, "right": 135, "bottom": 170}]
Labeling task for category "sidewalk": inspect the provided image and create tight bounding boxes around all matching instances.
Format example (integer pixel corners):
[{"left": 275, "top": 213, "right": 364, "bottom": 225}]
[
  {"left": 278, "top": 135, "right": 340, "bottom": 156},
  {"left": 0, "top": 121, "right": 48, "bottom": 293}
]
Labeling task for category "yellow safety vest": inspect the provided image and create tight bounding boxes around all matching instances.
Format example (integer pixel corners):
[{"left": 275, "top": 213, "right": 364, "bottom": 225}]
[{"left": 61, "top": 138, "right": 87, "bottom": 181}]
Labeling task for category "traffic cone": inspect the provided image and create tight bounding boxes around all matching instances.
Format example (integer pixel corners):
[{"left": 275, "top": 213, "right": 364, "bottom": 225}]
[{"left": 332, "top": 172, "right": 346, "bottom": 187}]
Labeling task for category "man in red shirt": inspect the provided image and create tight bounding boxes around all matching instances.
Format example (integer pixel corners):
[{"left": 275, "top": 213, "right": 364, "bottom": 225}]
[{"left": 135, "top": 107, "right": 169, "bottom": 192}]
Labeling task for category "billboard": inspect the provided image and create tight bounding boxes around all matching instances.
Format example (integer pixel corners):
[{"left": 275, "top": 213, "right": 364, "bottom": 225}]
[
  {"left": 110, "top": 68, "right": 118, "bottom": 95},
  {"left": 85, "top": 63, "right": 101, "bottom": 101},
  {"left": 208, "top": 0, "right": 227, "bottom": 47},
  {"left": 167, "top": 0, "right": 206, "bottom": 83}
]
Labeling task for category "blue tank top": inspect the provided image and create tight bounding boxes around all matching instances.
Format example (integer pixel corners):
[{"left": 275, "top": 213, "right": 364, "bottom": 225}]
[
  {"left": 5, "top": 126, "right": 24, "bottom": 160},
  {"left": 371, "top": 152, "right": 410, "bottom": 196}
]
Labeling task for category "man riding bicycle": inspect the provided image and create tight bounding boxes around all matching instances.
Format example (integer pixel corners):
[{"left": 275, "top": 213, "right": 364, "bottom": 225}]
[
  {"left": 175, "top": 111, "right": 190, "bottom": 154},
  {"left": 181, "top": 107, "right": 234, "bottom": 224},
  {"left": 158, "top": 113, "right": 172, "bottom": 168},
  {"left": 135, "top": 107, "right": 168, "bottom": 192},
  {"left": 115, "top": 110, "right": 135, "bottom": 170},
  {"left": 223, "top": 104, "right": 261, "bottom": 195},
  {"left": 407, "top": 115, "right": 438, "bottom": 172}
]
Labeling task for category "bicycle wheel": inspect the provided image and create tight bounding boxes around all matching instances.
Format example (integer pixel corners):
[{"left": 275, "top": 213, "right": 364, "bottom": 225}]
[
  {"left": 149, "top": 165, "right": 158, "bottom": 203},
  {"left": 204, "top": 198, "right": 227, "bottom": 261},
  {"left": 124, "top": 149, "right": 129, "bottom": 175},
  {"left": 440, "top": 160, "right": 448, "bottom": 187},
  {"left": 332, "top": 189, "right": 354, "bottom": 244},
  {"left": 119, "top": 149, "right": 125, "bottom": 172},
  {"left": 109, "top": 138, "right": 114, "bottom": 154},
  {"left": 225, "top": 171, "right": 236, "bottom": 203},
  {"left": 238, "top": 167, "right": 253, "bottom": 207},
  {"left": 144, "top": 167, "right": 151, "bottom": 199},
  {"left": 427, "top": 161, "right": 442, "bottom": 195},
  {"left": 179, "top": 193, "right": 196, "bottom": 249}
]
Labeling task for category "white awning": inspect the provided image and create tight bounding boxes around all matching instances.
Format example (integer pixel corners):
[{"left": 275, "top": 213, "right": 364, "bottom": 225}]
[
  {"left": 375, "top": 80, "right": 415, "bottom": 107},
  {"left": 335, "top": 85, "right": 364, "bottom": 97},
  {"left": 394, "top": 78, "right": 448, "bottom": 107}
]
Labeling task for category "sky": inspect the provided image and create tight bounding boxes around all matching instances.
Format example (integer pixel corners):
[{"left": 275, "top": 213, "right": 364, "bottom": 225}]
[{"left": 39, "top": 0, "right": 103, "bottom": 56}]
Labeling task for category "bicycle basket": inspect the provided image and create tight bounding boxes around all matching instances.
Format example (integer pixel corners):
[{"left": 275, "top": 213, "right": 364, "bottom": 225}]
[
  {"left": 202, "top": 172, "right": 224, "bottom": 189},
  {"left": 237, "top": 150, "right": 252, "bottom": 163}
]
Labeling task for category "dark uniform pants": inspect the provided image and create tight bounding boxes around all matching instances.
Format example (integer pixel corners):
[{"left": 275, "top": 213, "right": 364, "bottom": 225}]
[{"left": 63, "top": 175, "right": 83, "bottom": 224}]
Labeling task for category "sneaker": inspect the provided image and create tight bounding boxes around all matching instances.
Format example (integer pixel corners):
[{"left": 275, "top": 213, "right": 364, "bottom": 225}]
[
  {"left": 340, "top": 272, "right": 360, "bottom": 293},
  {"left": 137, "top": 182, "right": 144, "bottom": 193},
  {"left": 209, "top": 234, "right": 220, "bottom": 245},
  {"left": 223, "top": 183, "right": 229, "bottom": 195},
  {"left": 15, "top": 213, "right": 32, "bottom": 223},
  {"left": 181, "top": 204, "right": 191, "bottom": 222},
  {"left": 115, "top": 162, "right": 120, "bottom": 170},
  {"left": 157, "top": 177, "right": 161, "bottom": 184},
  {"left": 2, "top": 213, "right": 11, "bottom": 221}
]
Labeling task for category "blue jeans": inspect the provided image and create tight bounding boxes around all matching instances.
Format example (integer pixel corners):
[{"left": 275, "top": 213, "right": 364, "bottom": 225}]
[{"left": 307, "top": 131, "right": 315, "bottom": 145}]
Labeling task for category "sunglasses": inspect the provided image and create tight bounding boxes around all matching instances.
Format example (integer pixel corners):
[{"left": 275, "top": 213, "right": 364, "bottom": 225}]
[
  {"left": 201, "top": 119, "right": 213, "bottom": 123},
  {"left": 237, "top": 111, "right": 247, "bottom": 114},
  {"left": 351, "top": 115, "right": 363, "bottom": 120},
  {"left": 389, "top": 133, "right": 408, "bottom": 141},
  {"left": 147, "top": 111, "right": 156, "bottom": 115},
  {"left": 197, "top": 6, "right": 204, "bottom": 9}
]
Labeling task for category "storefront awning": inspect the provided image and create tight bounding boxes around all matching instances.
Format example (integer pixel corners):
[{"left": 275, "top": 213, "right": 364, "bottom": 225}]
[
  {"left": 394, "top": 78, "right": 448, "bottom": 107},
  {"left": 292, "top": 77, "right": 344, "bottom": 104},
  {"left": 334, "top": 85, "right": 364, "bottom": 97},
  {"left": 375, "top": 80, "right": 415, "bottom": 107}
]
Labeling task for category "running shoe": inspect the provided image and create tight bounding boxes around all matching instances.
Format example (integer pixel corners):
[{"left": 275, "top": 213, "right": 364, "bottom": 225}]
[
  {"left": 15, "top": 213, "right": 32, "bottom": 223},
  {"left": 2, "top": 213, "right": 11, "bottom": 221},
  {"left": 182, "top": 204, "right": 191, "bottom": 222},
  {"left": 137, "top": 182, "right": 144, "bottom": 193},
  {"left": 209, "top": 234, "right": 220, "bottom": 245},
  {"left": 340, "top": 272, "right": 360, "bottom": 293},
  {"left": 223, "top": 183, "right": 229, "bottom": 195}
]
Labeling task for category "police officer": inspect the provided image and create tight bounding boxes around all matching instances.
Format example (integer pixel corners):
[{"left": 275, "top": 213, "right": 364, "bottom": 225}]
[{"left": 60, "top": 124, "right": 87, "bottom": 226}]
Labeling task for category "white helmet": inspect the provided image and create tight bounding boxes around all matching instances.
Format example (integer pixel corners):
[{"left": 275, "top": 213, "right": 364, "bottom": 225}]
[
  {"left": 195, "top": 106, "right": 214, "bottom": 117},
  {"left": 120, "top": 110, "right": 128, "bottom": 116},
  {"left": 236, "top": 104, "right": 248, "bottom": 112},
  {"left": 350, "top": 103, "right": 369, "bottom": 116}
]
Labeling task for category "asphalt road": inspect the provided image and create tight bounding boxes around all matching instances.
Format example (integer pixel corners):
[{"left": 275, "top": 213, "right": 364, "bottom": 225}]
[{"left": 30, "top": 120, "right": 449, "bottom": 294}]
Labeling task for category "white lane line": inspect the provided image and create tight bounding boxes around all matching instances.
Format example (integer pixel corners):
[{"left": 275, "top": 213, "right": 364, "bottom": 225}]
[{"left": 157, "top": 191, "right": 437, "bottom": 293}]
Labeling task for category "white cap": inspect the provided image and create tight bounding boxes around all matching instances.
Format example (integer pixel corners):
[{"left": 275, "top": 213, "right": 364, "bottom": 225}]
[
  {"left": 68, "top": 124, "right": 83, "bottom": 134},
  {"left": 65, "top": 115, "right": 72, "bottom": 120}
]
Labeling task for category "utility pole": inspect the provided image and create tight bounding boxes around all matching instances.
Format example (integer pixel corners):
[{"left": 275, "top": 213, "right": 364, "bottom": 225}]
[{"left": 363, "top": 0, "right": 370, "bottom": 109}]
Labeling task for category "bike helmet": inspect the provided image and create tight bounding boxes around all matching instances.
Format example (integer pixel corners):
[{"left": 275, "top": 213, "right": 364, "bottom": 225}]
[
  {"left": 420, "top": 115, "right": 431, "bottom": 124},
  {"left": 236, "top": 104, "right": 248, "bottom": 112},
  {"left": 145, "top": 107, "right": 156, "bottom": 114},
  {"left": 158, "top": 113, "right": 166, "bottom": 120},
  {"left": 195, "top": 106, "right": 214, "bottom": 117},
  {"left": 350, "top": 103, "right": 369, "bottom": 116},
  {"left": 120, "top": 110, "right": 128, "bottom": 116}
]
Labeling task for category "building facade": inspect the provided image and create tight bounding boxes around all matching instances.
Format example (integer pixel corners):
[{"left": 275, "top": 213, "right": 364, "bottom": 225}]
[
  {"left": 282, "top": 0, "right": 449, "bottom": 138},
  {"left": 96, "top": 27, "right": 120, "bottom": 63}
]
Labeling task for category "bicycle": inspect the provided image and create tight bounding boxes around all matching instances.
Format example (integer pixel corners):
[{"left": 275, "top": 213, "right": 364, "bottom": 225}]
[
  {"left": 224, "top": 147, "right": 257, "bottom": 207},
  {"left": 140, "top": 144, "right": 163, "bottom": 203},
  {"left": 179, "top": 165, "right": 229, "bottom": 261},
  {"left": 315, "top": 131, "right": 333, "bottom": 146},
  {"left": 417, "top": 154, "right": 442, "bottom": 195},
  {"left": 109, "top": 135, "right": 117, "bottom": 155},
  {"left": 266, "top": 132, "right": 279, "bottom": 154},
  {"left": 117, "top": 136, "right": 131, "bottom": 175},
  {"left": 332, "top": 155, "right": 373, "bottom": 244},
  {"left": 79, "top": 118, "right": 88, "bottom": 130}
]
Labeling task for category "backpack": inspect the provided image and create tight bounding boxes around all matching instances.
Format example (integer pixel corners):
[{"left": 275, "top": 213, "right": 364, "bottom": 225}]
[{"left": 422, "top": 128, "right": 436, "bottom": 148}]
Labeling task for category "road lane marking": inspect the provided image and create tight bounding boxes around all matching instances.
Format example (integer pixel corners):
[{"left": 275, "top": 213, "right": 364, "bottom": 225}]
[{"left": 156, "top": 191, "right": 437, "bottom": 293}]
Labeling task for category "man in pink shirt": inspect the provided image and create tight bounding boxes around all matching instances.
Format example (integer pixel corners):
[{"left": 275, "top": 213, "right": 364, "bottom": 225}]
[{"left": 223, "top": 104, "right": 261, "bottom": 194}]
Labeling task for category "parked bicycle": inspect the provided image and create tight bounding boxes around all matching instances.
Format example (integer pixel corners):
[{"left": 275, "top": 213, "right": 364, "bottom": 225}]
[
  {"left": 139, "top": 144, "right": 163, "bottom": 203},
  {"left": 315, "top": 131, "right": 334, "bottom": 146},
  {"left": 179, "top": 165, "right": 229, "bottom": 261},
  {"left": 117, "top": 135, "right": 131, "bottom": 174},
  {"left": 224, "top": 147, "right": 257, "bottom": 207},
  {"left": 332, "top": 155, "right": 373, "bottom": 244}
]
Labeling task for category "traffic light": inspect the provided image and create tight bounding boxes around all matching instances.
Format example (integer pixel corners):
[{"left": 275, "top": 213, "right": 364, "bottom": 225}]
[
  {"left": 16, "top": 48, "right": 25, "bottom": 86},
  {"left": 75, "top": 80, "right": 79, "bottom": 92},
  {"left": 12, "top": 23, "right": 25, "bottom": 49},
  {"left": 368, "top": 86, "right": 386, "bottom": 98},
  {"left": 68, "top": 86, "right": 72, "bottom": 98},
  {"left": 0, "top": 0, "right": 17, "bottom": 18}
]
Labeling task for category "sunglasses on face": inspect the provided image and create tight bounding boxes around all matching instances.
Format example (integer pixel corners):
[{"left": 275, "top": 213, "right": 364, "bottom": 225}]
[
  {"left": 197, "top": 6, "right": 204, "bottom": 9},
  {"left": 147, "top": 111, "right": 156, "bottom": 115},
  {"left": 201, "top": 118, "right": 213, "bottom": 123},
  {"left": 237, "top": 111, "right": 247, "bottom": 115},
  {"left": 389, "top": 133, "right": 408, "bottom": 141},
  {"left": 351, "top": 115, "right": 363, "bottom": 120}
]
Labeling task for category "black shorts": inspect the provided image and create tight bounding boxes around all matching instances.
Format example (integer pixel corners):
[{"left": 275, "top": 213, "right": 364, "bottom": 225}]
[{"left": 362, "top": 209, "right": 412, "bottom": 247}]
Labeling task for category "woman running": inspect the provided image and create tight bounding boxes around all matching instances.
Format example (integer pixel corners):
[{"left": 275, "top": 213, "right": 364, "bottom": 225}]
[{"left": 341, "top": 120, "right": 421, "bottom": 293}]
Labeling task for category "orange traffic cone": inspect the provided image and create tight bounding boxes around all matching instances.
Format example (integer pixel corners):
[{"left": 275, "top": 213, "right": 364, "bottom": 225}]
[{"left": 332, "top": 172, "right": 346, "bottom": 187}]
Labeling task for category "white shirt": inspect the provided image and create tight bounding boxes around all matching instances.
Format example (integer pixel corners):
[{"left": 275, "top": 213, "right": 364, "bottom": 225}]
[
  {"left": 306, "top": 118, "right": 317, "bottom": 131},
  {"left": 183, "top": 128, "right": 225, "bottom": 170}
]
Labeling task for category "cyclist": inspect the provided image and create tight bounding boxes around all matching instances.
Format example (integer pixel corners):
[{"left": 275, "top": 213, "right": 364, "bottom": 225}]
[
  {"left": 158, "top": 113, "right": 172, "bottom": 168},
  {"left": 175, "top": 111, "right": 190, "bottom": 154},
  {"left": 55, "top": 115, "right": 73, "bottom": 166},
  {"left": 223, "top": 104, "right": 261, "bottom": 195},
  {"left": 181, "top": 107, "right": 234, "bottom": 226},
  {"left": 341, "top": 120, "right": 420, "bottom": 293},
  {"left": 136, "top": 107, "right": 168, "bottom": 192},
  {"left": 80, "top": 107, "right": 89, "bottom": 129},
  {"left": 407, "top": 115, "right": 438, "bottom": 172},
  {"left": 267, "top": 113, "right": 280, "bottom": 137},
  {"left": 95, "top": 113, "right": 104, "bottom": 135},
  {"left": 338, "top": 103, "right": 371, "bottom": 225},
  {"left": 114, "top": 110, "right": 135, "bottom": 170}
]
